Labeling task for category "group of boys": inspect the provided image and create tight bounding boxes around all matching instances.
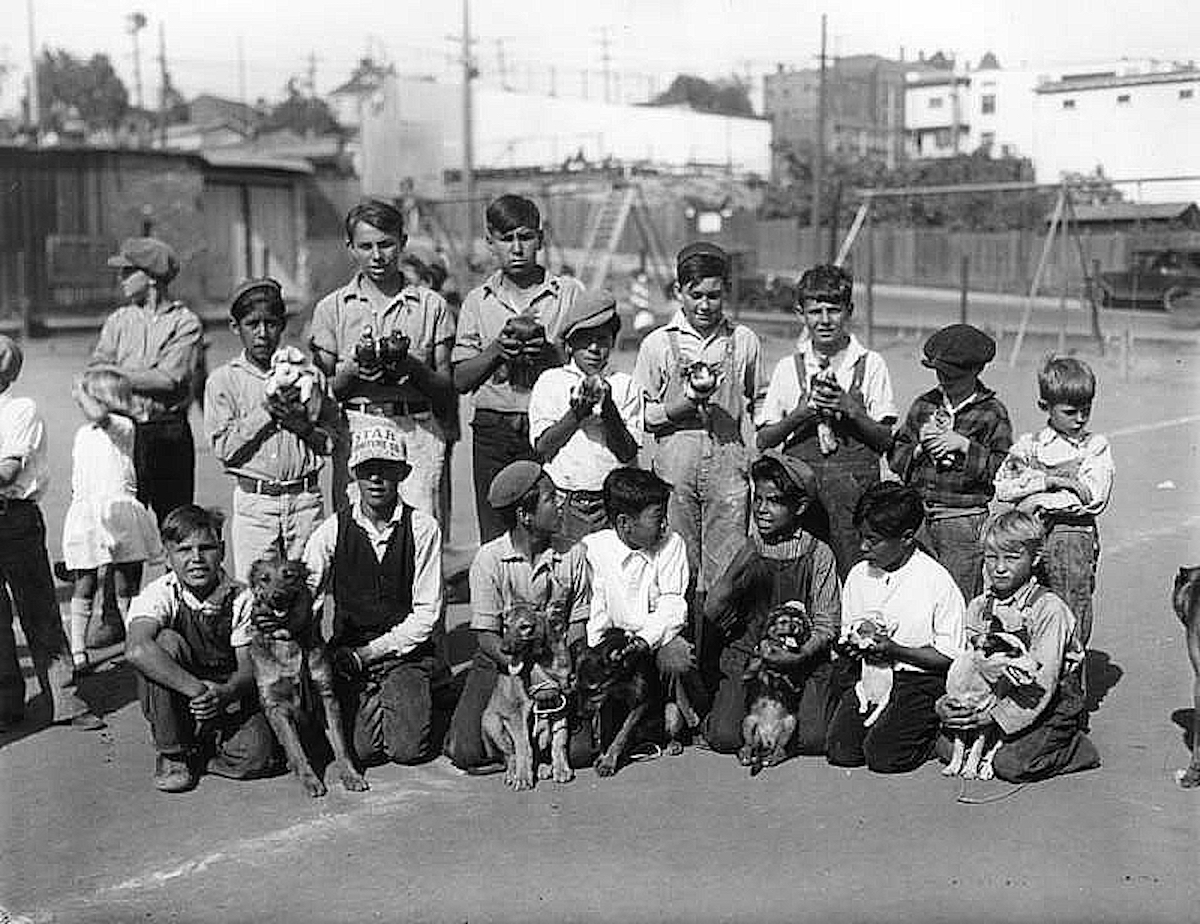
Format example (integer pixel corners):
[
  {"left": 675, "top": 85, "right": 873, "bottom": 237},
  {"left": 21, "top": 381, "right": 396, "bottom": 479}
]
[{"left": 0, "top": 190, "right": 1109, "bottom": 793}]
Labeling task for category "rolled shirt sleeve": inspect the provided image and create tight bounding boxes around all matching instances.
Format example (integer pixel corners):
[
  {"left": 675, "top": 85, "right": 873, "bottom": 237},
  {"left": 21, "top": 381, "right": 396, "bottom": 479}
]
[{"left": 0, "top": 398, "right": 42, "bottom": 466}]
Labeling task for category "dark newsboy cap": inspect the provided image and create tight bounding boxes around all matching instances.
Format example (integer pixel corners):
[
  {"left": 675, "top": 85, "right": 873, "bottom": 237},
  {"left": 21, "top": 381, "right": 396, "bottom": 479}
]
[
  {"left": 560, "top": 289, "right": 619, "bottom": 342},
  {"left": 107, "top": 237, "right": 179, "bottom": 283},
  {"left": 229, "top": 277, "right": 285, "bottom": 318},
  {"left": 487, "top": 460, "right": 545, "bottom": 510},
  {"left": 922, "top": 324, "right": 996, "bottom": 371}
]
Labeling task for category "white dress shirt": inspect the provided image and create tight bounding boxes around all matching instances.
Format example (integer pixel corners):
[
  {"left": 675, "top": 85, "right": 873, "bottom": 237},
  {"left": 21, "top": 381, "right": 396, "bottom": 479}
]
[
  {"left": 303, "top": 501, "right": 443, "bottom": 659},
  {"left": 582, "top": 528, "right": 689, "bottom": 649},
  {"left": 0, "top": 391, "right": 51, "bottom": 501}
]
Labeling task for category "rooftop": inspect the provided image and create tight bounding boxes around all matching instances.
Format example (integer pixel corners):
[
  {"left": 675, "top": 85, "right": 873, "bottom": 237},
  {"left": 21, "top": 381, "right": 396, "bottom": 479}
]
[{"left": 1038, "top": 68, "right": 1200, "bottom": 93}]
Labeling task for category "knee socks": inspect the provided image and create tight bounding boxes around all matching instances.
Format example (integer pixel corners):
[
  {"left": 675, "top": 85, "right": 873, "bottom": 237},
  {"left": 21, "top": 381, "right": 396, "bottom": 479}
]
[{"left": 69, "top": 597, "right": 93, "bottom": 662}]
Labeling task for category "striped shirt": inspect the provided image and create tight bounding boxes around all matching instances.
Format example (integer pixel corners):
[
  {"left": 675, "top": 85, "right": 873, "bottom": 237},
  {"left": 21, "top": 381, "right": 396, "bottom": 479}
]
[
  {"left": 91, "top": 300, "right": 203, "bottom": 421},
  {"left": 309, "top": 273, "right": 455, "bottom": 405},
  {"left": 203, "top": 353, "right": 342, "bottom": 482},
  {"left": 890, "top": 384, "right": 1013, "bottom": 509}
]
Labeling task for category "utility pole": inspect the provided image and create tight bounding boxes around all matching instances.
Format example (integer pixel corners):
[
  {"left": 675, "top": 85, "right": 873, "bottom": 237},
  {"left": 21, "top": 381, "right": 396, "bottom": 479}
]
[
  {"left": 156, "top": 21, "right": 167, "bottom": 148},
  {"left": 127, "top": 12, "right": 147, "bottom": 111},
  {"left": 811, "top": 13, "right": 827, "bottom": 266},
  {"left": 597, "top": 27, "right": 612, "bottom": 103},
  {"left": 461, "top": 0, "right": 477, "bottom": 242},
  {"left": 236, "top": 37, "right": 247, "bottom": 107},
  {"left": 305, "top": 51, "right": 318, "bottom": 97},
  {"left": 24, "top": 0, "right": 40, "bottom": 141}
]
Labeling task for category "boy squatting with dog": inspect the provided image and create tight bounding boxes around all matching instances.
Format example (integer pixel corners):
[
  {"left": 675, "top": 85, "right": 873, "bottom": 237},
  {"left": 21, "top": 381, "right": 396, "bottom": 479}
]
[
  {"left": 825, "top": 482, "right": 967, "bottom": 773},
  {"left": 443, "top": 460, "right": 594, "bottom": 771},
  {"left": 205, "top": 278, "right": 343, "bottom": 582},
  {"left": 993, "top": 356, "right": 1113, "bottom": 651},
  {"left": 125, "top": 505, "right": 277, "bottom": 793},
  {"left": 302, "top": 420, "right": 443, "bottom": 766},
  {"left": 701, "top": 450, "right": 841, "bottom": 756},
  {"left": 935, "top": 510, "right": 1100, "bottom": 782}
]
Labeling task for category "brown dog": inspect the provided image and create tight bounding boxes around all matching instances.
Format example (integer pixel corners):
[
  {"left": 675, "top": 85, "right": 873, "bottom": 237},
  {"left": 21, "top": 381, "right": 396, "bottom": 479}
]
[
  {"left": 740, "top": 602, "right": 813, "bottom": 776},
  {"left": 246, "top": 553, "right": 368, "bottom": 797},
  {"left": 481, "top": 603, "right": 573, "bottom": 791},
  {"left": 575, "top": 628, "right": 684, "bottom": 776},
  {"left": 1173, "top": 565, "right": 1200, "bottom": 788}
]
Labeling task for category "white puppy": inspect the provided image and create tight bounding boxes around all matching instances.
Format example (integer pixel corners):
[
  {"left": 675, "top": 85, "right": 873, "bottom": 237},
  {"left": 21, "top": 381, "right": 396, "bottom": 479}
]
[{"left": 840, "top": 616, "right": 897, "bottom": 728}]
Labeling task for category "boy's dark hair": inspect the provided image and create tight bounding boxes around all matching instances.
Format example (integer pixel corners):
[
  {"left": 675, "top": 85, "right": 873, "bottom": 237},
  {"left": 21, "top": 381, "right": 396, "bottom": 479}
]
[
  {"left": 486, "top": 195, "right": 541, "bottom": 234},
  {"left": 676, "top": 244, "right": 730, "bottom": 288},
  {"left": 1038, "top": 354, "right": 1096, "bottom": 406},
  {"left": 852, "top": 482, "right": 924, "bottom": 537},
  {"left": 344, "top": 199, "right": 405, "bottom": 241},
  {"left": 749, "top": 456, "right": 808, "bottom": 509},
  {"left": 604, "top": 467, "right": 671, "bottom": 522},
  {"left": 797, "top": 263, "right": 853, "bottom": 307},
  {"left": 160, "top": 504, "right": 225, "bottom": 547}
]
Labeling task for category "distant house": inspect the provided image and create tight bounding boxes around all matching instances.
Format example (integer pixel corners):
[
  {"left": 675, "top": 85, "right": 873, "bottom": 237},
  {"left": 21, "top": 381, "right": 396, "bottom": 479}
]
[{"left": 0, "top": 146, "right": 312, "bottom": 324}]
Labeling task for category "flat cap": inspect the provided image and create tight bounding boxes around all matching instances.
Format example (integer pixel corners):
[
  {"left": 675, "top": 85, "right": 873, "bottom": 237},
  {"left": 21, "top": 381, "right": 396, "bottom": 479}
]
[
  {"left": 349, "top": 419, "right": 408, "bottom": 471},
  {"left": 107, "top": 237, "right": 179, "bottom": 283},
  {"left": 922, "top": 324, "right": 996, "bottom": 371},
  {"left": 230, "top": 277, "right": 285, "bottom": 317},
  {"left": 0, "top": 334, "right": 23, "bottom": 384},
  {"left": 676, "top": 241, "right": 729, "bottom": 275},
  {"left": 560, "top": 289, "right": 619, "bottom": 342},
  {"left": 487, "top": 460, "right": 544, "bottom": 510},
  {"left": 759, "top": 449, "right": 817, "bottom": 501}
]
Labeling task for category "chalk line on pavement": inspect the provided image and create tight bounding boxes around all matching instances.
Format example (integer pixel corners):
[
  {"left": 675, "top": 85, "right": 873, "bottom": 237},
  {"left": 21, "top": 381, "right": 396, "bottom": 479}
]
[{"left": 1108, "top": 414, "right": 1200, "bottom": 439}]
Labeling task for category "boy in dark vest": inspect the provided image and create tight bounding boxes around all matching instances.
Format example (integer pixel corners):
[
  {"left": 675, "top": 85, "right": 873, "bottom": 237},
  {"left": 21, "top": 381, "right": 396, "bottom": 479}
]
[
  {"left": 757, "top": 264, "right": 897, "bottom": 577},
  {"left": 303, "top": 419, "right": 443, "bottom": 766}
]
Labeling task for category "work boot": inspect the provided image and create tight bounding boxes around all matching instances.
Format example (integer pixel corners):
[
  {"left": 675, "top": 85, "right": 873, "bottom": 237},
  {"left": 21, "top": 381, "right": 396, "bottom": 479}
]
[
  {"left": 154, "top": 753, "right": 197, "bottom": 793},
  {"left": 55, "top": 710, "right": 106, "bottom": 731}
]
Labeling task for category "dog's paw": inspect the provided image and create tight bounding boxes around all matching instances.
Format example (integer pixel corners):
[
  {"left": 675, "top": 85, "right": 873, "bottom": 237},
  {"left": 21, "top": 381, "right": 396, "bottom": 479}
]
[
  {"left": 1176, "top": 766, "right": 1200, "bottom": 788},
  {"left": 737, "top": 745, "right": 755, "bottom": 767},
  {"left": 552, "top": 764, "right": 575, "bottom": 784},
  {"left": 594, "top": 754, "right": 618, "bottom": 777},
  {"left": 941, "top": 762, "right": 960, "bottom": 777},
  {"left": 298, "top": 770, "right": 327, "bottom": 798},
  {"left": 666, "top": 739, "right": 683, "bottom": 757},
  {"left": 330, "top": 760, "right": 369, "bottom": 792},
  {"left": 537, "top": 763, "right": 553, "bottom": 781},
  {"left": 976, "top": 760, "right": 995, "bottom": 782}
]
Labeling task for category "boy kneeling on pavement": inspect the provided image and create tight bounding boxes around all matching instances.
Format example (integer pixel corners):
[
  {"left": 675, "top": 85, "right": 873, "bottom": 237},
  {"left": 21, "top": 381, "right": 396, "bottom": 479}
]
[{"left": 126, "top": 505, "right": 276, "bottom": 793}]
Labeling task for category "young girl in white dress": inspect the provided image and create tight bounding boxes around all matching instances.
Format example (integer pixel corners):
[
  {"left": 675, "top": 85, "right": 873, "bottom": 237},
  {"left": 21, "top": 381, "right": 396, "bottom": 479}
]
[{"left": 61, "top": 367, "right": 162, "bottom": 671}]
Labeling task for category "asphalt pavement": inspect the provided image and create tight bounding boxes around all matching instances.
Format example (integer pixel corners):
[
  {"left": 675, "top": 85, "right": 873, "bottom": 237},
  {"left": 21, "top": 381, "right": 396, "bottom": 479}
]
[{"left": 1, "top": 326, "right": 1198, "bottom": 924}]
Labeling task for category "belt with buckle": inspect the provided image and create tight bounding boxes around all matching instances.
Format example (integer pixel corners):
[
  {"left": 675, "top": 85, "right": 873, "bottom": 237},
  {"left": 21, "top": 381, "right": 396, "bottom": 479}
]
[
  {"left": 345, "top": 398, "right": 431, "bottom": 417},
  {"left": 236, "top": 473, "right": 320, "bottom": 496}
]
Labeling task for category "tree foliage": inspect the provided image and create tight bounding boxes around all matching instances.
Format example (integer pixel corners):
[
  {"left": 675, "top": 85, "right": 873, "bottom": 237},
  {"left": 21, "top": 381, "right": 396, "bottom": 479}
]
[
  {"left": 260, "top": 78, "right": 342, "bottom": 136},
  {"left": 649, "top": 74, "right": 755, "bottom": 118},
  {"left": 36, "top": 48, "right": 129, "bottom": 131}
]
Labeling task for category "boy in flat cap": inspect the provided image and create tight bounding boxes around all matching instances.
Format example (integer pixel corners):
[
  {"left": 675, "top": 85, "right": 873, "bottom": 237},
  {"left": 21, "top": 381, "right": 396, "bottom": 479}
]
[
  {"left": 93, "top": 236, "right": 203, "bottom": 526},
  {"left": 633, "top": 242, "right": 762, "bottom": 645},
  {"left": 452, "top": 194, "right": 584, "bottom": 543},
  {"left": 528, "top": 289, "right": 642, "bottom": 542},
  {"left": 443, "top": 460, "right": 592, "bottom": 771},
  {"left": 205, "top": 278, "right": 343, "bottom": 581},
  {"left": 758, "top": 264, "right": 898, "bottom": 578},
  {"left": 303, "top": 420, "right": 443, "bottom": 766},
  {"left": 309, "top": 199, "right": 457, "bottom": 518},
  {"left": 889, "top": 323, "right": 1013, "bottom": 600},
  {"left": 702, "top": 451, "right": 841, "bottom": 756},
  {"left": 0, "top": 335, "right": 104, "bottom": 731}
]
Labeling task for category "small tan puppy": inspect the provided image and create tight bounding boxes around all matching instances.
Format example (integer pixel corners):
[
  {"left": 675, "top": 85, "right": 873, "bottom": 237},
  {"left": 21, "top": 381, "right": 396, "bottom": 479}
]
[{"left": 739, "top": 602, "right": 812, "bottom": 775}]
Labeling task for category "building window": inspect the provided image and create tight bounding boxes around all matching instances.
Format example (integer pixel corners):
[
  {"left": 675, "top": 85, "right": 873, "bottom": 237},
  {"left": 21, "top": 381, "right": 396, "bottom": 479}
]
[
  {"left": 928, "top": 96, "right": 944, "bottom": 109},
  {"left": 1117, "top": 94, "right": 1131, "bottom": 104},
  {"left": 935, "top": 128, "right": 952, "bottom": 148},
  {"left": 1062, "top": 99, "right": 1076, "bottom": 109},
  {"left": 1181, "top": 88, "right": 1195, "bottom": 99},
  {"left": 980, "top": 131, "right": 995, "bottom": 150},
  {"left": 981, "top": 94, "right": 996, "bottom": 115}
]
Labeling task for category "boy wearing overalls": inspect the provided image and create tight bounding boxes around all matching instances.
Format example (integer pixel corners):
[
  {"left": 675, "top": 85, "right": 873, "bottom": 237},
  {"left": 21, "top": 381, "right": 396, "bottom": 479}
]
[{"left": 757, "top": 265, "right": 897, "bottom": 577}]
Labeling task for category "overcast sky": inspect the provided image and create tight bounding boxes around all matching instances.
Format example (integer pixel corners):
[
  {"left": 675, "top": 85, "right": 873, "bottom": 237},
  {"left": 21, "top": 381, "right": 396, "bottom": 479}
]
[{"left": 5, "top": 0, "right": 1198, "bottom": 112}]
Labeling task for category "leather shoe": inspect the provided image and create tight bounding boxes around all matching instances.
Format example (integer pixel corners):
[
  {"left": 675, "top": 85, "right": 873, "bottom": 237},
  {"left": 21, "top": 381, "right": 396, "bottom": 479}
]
[{"left": 154, "top": 753, "right": 197, "bottom": 793}]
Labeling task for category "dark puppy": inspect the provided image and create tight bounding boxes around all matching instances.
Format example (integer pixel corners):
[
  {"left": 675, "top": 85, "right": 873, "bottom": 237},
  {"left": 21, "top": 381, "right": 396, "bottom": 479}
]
[
  {"left": 575, "top": 628, "right": 683, "bottom": 776},
  {"left": 246, "top": 553, "right": 368, "bottom": 797},
  {"left": 1173, "top": 566, "right": 1200, "bottom": 788},
  {"left": 740, "top": 602, "right": 813, "bottom": 776},
  {"left": 481, "top": 603, "right": 574, "bottom": 791}
]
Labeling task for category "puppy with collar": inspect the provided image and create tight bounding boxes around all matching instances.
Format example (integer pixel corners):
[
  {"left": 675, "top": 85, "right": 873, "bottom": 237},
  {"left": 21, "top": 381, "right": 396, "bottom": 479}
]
[
  {"left": 480, "top": 603, "right": 574, "bottom": 791},
  {"left": 245, "top": 552, "right": 368, "bottom": 797},
  {"left": 941, "top": 630, "right": 1042, "bottom": 780},
  {"left": 739, "top": 602, "right": 812, "bottom": 775}
]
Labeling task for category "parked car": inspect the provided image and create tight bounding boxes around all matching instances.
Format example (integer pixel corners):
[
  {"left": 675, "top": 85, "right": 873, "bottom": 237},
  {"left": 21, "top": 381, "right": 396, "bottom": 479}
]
[{"left": 1098, "top": 248, "right": 1200, "bottom": 309}]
